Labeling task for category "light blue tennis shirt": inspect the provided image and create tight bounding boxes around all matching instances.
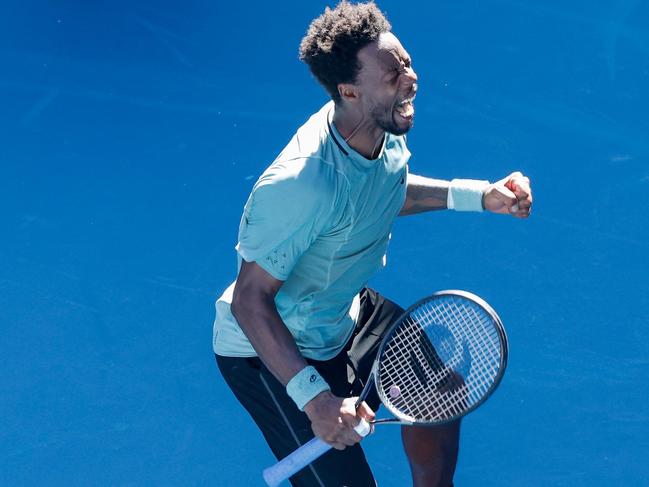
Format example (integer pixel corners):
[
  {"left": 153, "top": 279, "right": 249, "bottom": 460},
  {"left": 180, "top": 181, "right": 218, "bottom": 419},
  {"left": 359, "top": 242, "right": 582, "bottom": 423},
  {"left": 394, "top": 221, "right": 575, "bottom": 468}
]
[{"left": 213, "top": 101, "right": 410, "bottom": 360}]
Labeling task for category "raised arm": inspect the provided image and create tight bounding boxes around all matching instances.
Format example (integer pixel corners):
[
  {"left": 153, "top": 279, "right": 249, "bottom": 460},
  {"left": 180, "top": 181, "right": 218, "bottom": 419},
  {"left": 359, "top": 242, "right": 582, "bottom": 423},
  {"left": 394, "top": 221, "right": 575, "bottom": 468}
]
[
  {"left": 399, "top": 173, "right": 450, "bottom": 215},
  {"left": 400, "top": 171, "right": 532, "bottom": 218}
]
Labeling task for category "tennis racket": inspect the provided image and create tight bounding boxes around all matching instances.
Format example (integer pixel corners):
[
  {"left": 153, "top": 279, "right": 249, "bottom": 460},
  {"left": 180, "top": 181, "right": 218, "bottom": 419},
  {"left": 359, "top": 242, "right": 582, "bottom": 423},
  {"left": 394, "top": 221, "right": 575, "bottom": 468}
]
[{"left": 262, "top": 290, "right": 508, "bottom": 487}]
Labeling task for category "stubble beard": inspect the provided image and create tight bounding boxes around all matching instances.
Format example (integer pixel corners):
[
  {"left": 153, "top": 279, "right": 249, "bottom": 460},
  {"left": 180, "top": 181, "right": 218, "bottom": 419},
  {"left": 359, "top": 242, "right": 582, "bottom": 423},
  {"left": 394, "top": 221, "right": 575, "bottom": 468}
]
[{"left": 371, "top": 102, "right": 413, "bottom": 136}]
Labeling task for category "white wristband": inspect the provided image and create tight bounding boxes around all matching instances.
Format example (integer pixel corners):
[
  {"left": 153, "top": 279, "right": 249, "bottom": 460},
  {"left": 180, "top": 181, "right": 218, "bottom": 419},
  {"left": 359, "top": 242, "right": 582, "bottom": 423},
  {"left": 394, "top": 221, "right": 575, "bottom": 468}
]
[
  {"left": 447, "top": 179, "right": 490, "bottom": 212},
  {"left": 286, "top": 366, "right": 331, "bottom": 411}
]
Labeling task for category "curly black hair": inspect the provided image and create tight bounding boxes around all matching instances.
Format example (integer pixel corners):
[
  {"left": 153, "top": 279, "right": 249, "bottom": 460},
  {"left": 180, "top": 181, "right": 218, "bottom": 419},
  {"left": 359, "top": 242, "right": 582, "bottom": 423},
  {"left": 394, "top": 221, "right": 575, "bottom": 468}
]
[{"left": 299, "top": 1, "right": 391, "bottom": 103}]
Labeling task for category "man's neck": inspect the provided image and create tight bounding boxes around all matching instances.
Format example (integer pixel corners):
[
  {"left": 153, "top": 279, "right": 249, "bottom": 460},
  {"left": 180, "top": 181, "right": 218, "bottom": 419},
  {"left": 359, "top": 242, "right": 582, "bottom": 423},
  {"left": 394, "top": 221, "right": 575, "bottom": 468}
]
[{"left": 332, "top": 103, "right": 385, "bottom": 160}]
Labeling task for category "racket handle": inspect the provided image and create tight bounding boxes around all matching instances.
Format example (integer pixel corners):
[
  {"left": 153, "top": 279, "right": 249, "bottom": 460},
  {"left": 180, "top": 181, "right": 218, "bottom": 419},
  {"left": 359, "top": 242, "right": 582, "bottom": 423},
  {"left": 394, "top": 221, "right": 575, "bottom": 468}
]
[
  {"left": 262, "top": 418, "right": 371, "bottom": 487},
  {"left": 263, "top": 436, "right": 330, "bottom": 487}
]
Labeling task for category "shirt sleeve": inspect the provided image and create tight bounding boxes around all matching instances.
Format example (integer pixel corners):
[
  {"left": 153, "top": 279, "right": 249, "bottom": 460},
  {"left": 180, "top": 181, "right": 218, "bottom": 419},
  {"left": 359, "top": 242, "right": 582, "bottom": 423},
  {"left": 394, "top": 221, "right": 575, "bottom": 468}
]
[{"left": 235, "top": 159, "right": 335, "bottom": 281}]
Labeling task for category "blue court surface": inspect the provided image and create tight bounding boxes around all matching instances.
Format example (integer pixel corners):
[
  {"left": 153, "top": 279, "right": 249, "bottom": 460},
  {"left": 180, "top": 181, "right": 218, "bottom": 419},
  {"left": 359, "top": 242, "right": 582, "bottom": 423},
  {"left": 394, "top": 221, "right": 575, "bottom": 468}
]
[{"left": 2, "top": 1, "right": 648, "bottom": 485}]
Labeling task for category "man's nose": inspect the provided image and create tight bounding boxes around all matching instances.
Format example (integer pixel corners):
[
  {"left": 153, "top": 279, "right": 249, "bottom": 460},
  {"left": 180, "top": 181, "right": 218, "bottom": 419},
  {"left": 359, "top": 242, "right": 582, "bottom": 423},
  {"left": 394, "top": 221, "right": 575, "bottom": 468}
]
[{"left": 403, "top": 67, "right": 418, "bottom": 87}]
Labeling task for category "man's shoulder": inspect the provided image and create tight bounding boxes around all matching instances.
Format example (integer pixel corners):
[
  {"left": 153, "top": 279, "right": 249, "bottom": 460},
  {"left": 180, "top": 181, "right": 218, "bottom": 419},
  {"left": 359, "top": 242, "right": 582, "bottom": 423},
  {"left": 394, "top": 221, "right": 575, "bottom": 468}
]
[
  {"left": 384, "top": 133, "right": 411, "bottom": 171},
  {"left": 261, "top": 102, "right": 342, "bottom": 189},
  {"left": 255, "top": 154, "right": 339, "bottom": 204},
  {"left": 386, "top": 132, "right": 409, "bottom": 153},
  {"left": 279, "top": 102, "right": 335, "bottom": 160}
]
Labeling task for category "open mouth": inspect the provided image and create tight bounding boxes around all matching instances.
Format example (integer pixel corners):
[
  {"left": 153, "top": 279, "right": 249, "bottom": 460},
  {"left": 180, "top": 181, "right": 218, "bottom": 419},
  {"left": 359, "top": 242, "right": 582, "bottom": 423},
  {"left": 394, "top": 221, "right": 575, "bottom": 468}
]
[{"left": 395, "top": 95, "right": 416, "bottom": 120}]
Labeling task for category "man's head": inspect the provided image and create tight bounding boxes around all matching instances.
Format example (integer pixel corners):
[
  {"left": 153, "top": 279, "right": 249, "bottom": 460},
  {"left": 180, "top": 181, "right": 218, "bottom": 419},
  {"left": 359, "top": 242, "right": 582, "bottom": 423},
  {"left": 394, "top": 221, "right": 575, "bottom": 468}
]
[{"left": 300, "top": 1, "right": 418, "bottom": 136}]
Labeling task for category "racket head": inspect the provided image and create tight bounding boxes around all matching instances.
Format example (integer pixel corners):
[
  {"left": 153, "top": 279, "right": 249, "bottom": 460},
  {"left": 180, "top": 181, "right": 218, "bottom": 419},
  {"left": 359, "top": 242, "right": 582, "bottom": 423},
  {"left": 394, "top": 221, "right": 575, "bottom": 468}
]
[{"left": 373, "top": 290, "right": 508, "bottom": 425}]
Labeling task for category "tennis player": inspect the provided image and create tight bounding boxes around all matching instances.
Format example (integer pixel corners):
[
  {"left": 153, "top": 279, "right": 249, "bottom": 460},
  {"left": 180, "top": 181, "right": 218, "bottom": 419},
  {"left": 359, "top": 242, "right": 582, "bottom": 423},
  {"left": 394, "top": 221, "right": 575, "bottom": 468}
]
[{"left": 214, "top": 2, "right": 532, "bottom": 486}]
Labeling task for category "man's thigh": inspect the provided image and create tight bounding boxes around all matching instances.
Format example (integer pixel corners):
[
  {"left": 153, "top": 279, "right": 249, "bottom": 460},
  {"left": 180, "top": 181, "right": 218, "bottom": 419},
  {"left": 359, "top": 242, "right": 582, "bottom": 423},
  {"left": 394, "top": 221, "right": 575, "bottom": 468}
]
[
  {"left": 216, "top": 354, "right": 376, "bottom": 487},
  {"left": 346, "top": 288, "right": 405, "bottom": 404}
]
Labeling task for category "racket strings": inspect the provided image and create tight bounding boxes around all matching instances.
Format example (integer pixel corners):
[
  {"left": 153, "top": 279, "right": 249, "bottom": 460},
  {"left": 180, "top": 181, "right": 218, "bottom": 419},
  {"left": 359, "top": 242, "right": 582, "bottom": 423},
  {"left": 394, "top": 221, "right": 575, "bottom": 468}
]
[
  {"left": 379, "top": 319, "right": 458, "bottom": 420},
  {"left": 377, "top": 296, "right": 504, "bottom": 423}
]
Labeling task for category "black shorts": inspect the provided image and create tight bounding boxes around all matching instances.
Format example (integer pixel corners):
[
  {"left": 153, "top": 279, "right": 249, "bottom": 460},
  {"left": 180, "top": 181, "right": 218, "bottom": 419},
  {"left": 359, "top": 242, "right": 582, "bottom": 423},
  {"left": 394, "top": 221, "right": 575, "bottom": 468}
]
[{"left": 215, "top": 288, "right": 404, "bottom": 487}]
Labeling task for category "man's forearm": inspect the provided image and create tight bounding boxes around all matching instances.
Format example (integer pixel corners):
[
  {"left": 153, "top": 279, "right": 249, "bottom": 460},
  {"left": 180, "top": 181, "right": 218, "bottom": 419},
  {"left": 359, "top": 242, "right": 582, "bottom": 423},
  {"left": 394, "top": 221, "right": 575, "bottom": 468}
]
[
  {"left": 231, "top": 291, "right": 308, "bottom": 386},
  {"left": 399, "top": 173, "right": 450, "bottom": 216}
]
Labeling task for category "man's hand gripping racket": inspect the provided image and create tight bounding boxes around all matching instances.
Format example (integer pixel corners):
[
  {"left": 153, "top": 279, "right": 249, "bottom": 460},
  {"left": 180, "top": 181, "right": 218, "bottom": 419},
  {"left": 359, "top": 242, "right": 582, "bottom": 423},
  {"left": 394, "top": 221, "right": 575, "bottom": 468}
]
[{"left": 263, "top": 290, "right": 509, "bottom": 487}]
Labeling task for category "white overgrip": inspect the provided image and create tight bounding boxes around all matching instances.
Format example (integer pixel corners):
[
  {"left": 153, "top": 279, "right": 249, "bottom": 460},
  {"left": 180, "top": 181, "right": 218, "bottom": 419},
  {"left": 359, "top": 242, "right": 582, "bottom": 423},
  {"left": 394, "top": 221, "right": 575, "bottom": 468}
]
[
  {"left": 262, "top": 418, "right": 371, "bottom": 486},
  {"left": 353, "top": 417, "right": 371, "bottom": 437},
  {"left": 263, "top": 436, "right": 331, "bottom": 486}
]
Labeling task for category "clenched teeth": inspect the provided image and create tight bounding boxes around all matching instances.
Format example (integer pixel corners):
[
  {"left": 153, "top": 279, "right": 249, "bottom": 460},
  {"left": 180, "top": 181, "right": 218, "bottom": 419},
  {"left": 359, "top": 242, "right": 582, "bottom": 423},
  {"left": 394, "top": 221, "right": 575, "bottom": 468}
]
[{"left": 398, "top": 97, "right": 414, "bottom": 106}]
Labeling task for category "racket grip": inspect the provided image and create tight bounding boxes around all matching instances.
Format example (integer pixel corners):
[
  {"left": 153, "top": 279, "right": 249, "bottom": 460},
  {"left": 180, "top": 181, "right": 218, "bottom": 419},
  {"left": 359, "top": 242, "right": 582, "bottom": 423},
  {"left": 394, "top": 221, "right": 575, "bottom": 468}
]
[
  {"left": 263, "top": 436, "right": 330, "bottom": 487},
  {"left": 262, "top": 418, "right": 371, "bottom": 487}
]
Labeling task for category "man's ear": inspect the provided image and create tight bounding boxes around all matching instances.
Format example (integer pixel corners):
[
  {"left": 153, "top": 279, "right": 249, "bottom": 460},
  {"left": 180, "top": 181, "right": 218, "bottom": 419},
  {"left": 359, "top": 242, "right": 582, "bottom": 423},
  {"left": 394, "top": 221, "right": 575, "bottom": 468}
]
[{"left": 337, "top": 83, "right": 360, "bottom": 103}]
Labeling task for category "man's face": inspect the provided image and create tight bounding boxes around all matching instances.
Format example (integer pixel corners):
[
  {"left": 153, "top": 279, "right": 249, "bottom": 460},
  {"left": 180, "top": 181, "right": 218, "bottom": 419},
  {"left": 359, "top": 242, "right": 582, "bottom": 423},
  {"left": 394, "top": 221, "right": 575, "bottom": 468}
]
[{"left": 354, "top": 32, "right": 418, "bottom": 135}]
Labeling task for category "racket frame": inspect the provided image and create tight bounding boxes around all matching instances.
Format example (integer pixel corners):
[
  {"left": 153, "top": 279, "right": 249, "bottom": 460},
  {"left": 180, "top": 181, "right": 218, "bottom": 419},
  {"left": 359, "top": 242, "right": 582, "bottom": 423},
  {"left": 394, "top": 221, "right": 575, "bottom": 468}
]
[{"left": 356, "top": 289, "right": 509, "bottom": 427}]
